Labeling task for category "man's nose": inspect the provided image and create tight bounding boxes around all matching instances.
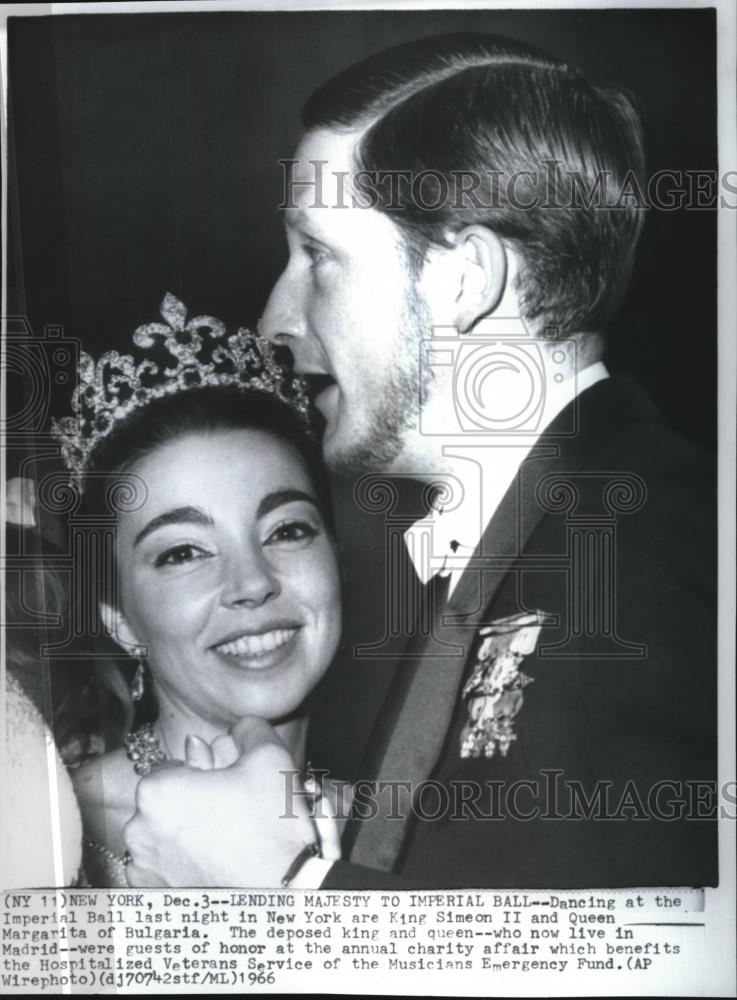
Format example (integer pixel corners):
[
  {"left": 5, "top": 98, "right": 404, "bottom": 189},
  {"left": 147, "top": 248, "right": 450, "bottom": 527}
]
[
  {"left": 221, "top": 547, "right": 280, "bottom": 608},
  {"left": 260, "top": 269, "right": 305, "bottom": 347}
]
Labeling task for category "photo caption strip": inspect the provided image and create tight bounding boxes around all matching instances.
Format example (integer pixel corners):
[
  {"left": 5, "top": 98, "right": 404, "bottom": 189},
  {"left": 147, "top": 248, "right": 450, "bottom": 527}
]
[{"left": 1, "top": 887, "right": 707, "bottom": 996}]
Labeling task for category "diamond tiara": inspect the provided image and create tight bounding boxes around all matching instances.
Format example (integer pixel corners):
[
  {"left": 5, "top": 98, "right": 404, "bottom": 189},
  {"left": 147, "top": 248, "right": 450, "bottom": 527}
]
[{"left": 51, "top": 292, "right": 312, "bottom": 490}]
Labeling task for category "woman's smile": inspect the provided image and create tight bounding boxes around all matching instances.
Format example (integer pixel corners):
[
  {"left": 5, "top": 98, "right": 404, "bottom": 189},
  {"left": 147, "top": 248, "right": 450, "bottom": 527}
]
[{"left": 211, "top": 624, "right": 301, "bottom": 668}]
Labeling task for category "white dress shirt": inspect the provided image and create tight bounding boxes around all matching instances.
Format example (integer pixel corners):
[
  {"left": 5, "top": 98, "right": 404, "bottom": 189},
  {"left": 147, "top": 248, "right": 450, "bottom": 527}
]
[{"left": 404, "top": 362, "right": 609, "bottom": 595}]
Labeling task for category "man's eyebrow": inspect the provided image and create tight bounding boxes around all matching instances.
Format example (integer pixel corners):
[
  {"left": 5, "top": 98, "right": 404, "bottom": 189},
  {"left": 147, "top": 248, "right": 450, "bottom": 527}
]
[
  {"left": 257, "top": 489, "right": 319, "bottom": 520},
  {"left": 284, "top": 208, "right": 305, "bottom": 232},
  {"left": 134, "top": 506, "right": 213, "bottom": 547}
]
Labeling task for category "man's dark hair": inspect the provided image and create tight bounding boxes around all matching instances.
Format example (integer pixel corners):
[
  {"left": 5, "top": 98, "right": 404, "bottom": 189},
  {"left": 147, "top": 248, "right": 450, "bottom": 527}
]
[{"left": 303, "top": 33, "right": 646, "bottom": 335}]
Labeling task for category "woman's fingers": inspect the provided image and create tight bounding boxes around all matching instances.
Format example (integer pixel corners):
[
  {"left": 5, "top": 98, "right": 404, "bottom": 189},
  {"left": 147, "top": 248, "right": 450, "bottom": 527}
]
[
  {"left": 210, "top": 734, "right": 240, "bottom": 769},
  {"left": 185, "top": 734, "right": 214, "bottom": 770},
  {"left": 184, "top": 733, "right": 240, "bottom": 770},
  {"left": 230, "top": 715, "right": 283, "bottom": 756}
]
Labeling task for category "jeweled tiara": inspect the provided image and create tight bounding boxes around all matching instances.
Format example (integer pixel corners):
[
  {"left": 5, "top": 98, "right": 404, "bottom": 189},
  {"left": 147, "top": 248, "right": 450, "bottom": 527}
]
[{"left": 51, "top": 292, "right": 312, "bottom": 490}]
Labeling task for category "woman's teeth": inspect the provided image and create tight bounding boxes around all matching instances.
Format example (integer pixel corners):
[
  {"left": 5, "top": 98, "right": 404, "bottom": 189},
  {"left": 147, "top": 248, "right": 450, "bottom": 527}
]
[{"left": 215, "top": 628, "right": 297, "bottom": 657}]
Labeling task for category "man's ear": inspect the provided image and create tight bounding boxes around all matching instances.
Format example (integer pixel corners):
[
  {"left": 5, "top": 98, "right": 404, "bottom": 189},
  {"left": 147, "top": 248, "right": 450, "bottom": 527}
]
[
  {"left": 454, "top": 225, "right": 508, "bottom": 334},
  {"left": 99, "top": 601, "right": 143, "bottom": 654}
]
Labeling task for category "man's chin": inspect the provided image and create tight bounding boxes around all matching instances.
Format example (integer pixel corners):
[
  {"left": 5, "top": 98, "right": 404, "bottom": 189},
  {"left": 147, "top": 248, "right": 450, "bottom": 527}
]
[
  {"left": 322, "top": 439, "right": 364, "bottom": 478},
  {"left": 323, "top": 426, "right": 405, "bottom": 478}
]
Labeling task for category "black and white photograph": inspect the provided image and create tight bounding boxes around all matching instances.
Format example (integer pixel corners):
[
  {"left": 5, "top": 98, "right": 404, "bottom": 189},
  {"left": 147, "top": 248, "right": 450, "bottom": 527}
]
[{"left": 1, "top": 1, "right": 735, "bottom": 995}]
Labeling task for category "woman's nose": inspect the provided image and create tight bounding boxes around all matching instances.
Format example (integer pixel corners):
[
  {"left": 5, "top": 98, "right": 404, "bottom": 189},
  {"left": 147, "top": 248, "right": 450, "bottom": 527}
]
[
  {"left": 259, "top": 269, "right": 305, "bottom": 347},
  {"left": 221, "top": 549, "right": 280, "bottom": 608}
]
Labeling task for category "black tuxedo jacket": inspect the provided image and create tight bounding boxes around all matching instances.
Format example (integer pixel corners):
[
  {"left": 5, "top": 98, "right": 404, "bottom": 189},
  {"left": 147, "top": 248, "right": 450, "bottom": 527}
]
[{"left": 323, "top": 376, "right": 718, "bottom": 889}]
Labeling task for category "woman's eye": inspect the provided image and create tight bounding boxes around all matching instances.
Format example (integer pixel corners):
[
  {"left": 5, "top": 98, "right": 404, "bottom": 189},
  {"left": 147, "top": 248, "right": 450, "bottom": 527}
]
[
  {"left": 154, "top": 544, "right": 211, "bottom": 568},
  {"left": 265, "top": 520, "right": 319, "bottom": 545}
]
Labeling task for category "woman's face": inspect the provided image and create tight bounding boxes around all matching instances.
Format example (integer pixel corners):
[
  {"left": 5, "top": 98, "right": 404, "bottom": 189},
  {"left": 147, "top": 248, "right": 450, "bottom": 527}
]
[{"left": 106, "top": 429, "right": 341, "bottom": 728}]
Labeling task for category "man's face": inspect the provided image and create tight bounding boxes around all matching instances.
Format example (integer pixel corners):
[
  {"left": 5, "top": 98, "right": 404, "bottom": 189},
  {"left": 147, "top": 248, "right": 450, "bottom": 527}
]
[{"left": 261, "top": 128, "right": 434, "bottom": 476}]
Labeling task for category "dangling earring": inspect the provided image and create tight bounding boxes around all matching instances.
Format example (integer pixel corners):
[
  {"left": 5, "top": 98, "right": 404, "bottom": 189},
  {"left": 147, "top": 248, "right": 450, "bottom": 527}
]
[{"left": 130, "top": 646, "right": 147, "bottom": 702}]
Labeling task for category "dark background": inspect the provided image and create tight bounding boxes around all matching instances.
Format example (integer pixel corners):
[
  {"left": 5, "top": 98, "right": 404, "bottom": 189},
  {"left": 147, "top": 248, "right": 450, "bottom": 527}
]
[{"left": 7, "top": 8, "right": 717, "bottom": 779}]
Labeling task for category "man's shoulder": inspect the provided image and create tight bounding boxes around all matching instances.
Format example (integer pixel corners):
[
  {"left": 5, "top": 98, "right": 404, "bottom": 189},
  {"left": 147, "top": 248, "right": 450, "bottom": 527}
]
[
  {"left": 538, "top": 389, "right": 716, "bottom": 596},
  {"left": 584, "top": 381, "right": 715, "bottom": 532},
  {"left": 555, "top": 376, "right": 715, "bottom": 526},
  {"left": 575, "top": 374, "right": 714, "bottom": 476}
]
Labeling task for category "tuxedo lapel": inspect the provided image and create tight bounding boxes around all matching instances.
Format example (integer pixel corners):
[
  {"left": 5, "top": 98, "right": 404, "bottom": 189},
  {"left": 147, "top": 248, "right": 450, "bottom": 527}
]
[
  {"left": 346, "top": 376, "right": 662, "bottom": 871},
  {"left": 447, "top": 442, "right": 560, "bottom": 620},
  {"left": 345, "top": 463, "right": 544, "bottom": 869},
  {"left": 346, "top": 574, "right": 479, "bottom": 869},
  {"left": 449, "top": 376, "right": 662, "bottom": 624},
  {"left": 450, "top": 375, "right": 661, "bottom": 620}
]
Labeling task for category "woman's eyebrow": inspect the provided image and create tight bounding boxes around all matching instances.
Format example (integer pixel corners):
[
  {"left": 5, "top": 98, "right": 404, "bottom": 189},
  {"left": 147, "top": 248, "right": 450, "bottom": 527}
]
[
  {"left": 134, "top": 506, "right": 213, "bottom": 547},
  {"left": 257, "top": 489, "right": 319, "bottom": 520}
]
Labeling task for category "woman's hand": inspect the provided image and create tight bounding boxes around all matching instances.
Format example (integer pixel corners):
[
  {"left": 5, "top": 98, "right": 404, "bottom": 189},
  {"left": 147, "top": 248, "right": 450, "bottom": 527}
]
[
  {"left": 123, "top": 717, "right": 317, "bottom": 887},
  {"left": 184, "top": 733, "right": 240, "bottom": 770}
]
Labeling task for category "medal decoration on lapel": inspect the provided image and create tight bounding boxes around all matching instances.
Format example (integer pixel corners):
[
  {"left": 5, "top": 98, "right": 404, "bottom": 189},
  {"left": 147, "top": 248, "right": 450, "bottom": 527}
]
[{"left": 460, "top": 611, "right": 548, "bottom": 760}]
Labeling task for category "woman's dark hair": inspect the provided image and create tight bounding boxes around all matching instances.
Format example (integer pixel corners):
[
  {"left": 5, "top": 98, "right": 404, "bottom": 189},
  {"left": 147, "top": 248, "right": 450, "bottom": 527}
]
[
  {"left": 5, "top": 530, "right": 124, "bottom": 764},
  {"left": 83, "top": 385, "right": 332, "bottom": 530},
  {"left": 303, "top": 32, "right": 646, "bottom": 335},
  {"left": 5, "top": 543, "right": 66, "bottom": 721}
]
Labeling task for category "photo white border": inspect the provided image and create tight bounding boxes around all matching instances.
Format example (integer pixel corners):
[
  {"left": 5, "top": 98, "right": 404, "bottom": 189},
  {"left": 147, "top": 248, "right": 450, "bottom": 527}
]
[{"left": 0, "top": 3, "right": 734, "bottom": 996}]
